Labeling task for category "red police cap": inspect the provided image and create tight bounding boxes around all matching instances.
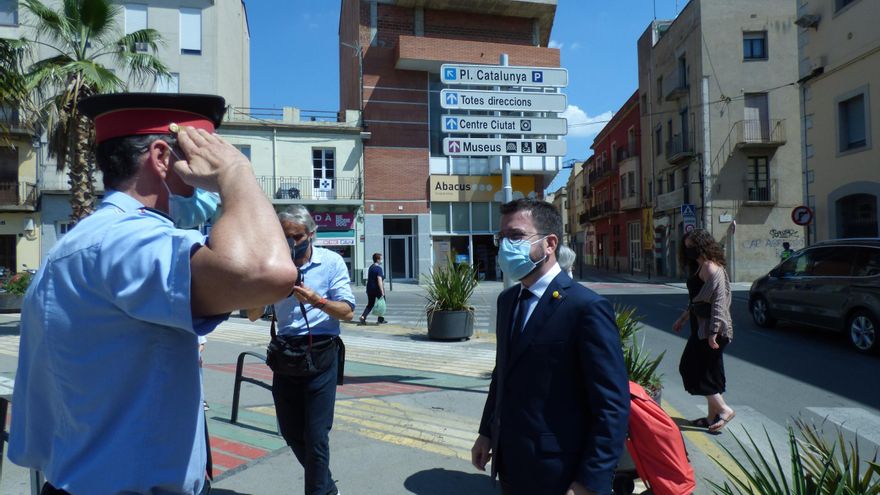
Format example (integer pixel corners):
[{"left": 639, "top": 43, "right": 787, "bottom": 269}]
[{"left": 78, "top": 93, "right": 226, "bottom": 144}]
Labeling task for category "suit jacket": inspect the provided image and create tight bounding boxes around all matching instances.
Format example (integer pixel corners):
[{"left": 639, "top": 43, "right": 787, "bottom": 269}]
[{"left": 479, "top": 271, "right": 630, "bottom": 495}]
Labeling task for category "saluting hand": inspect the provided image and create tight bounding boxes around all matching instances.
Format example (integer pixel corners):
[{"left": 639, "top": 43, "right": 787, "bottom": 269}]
[{"left": 174, "top": 126, "right": 251, "bottom": 192}]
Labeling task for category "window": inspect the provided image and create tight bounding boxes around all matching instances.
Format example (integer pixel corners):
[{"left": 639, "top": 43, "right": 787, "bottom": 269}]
[
  {"left": 472, "top": 202, "right": 491, "bottom": 231},
  {"left": 125, "top": 4, "right": 148, "bottom": 51},
  {"left": 647, "top": 180, "right": 653, "bottom": 201},
  {"left": 835, "top": 0, "right": 857, "bottom": 13},
  {"left": 682, "top": 167, "right": 689, "bottom": 203},
  {"left": 655, "top": 126, "right": 662, "bottom": 156},
  {"left": 746, "top": 157, "right": 770, "bottom": 202},
  {"left": 0, "top": 0, "right": 17, "bottom": 26},
  {"left": 179, "top": 8, "right": 202, "bottom": 54},
  {"left": 853, "top": 247, "right": 880, "bottom": 277},
  {"left": 451, "top": 203, "right": 469, "bottom": 231},
  {"left": 57, "top": 222, "right": 73, "bottom": 237},
  {"left": 312, "top": 148, "right": 335, "bottom": 189},
  {"left": 677, "top": 55, "right": 687, "bottom": 88},
  {"left": 836, "top": 194, "right": 878, "bottom": 238},
  {"left": 810, "top": 247, "right": 856, "bottom": 277},
  {"left": 233, "top": 144, "right": 251, "bottom": 161},
  {"left": 620, "top": 175, "right": 627, "bottom": 199},
  {"left": 657, "top": 177, "right": 664, "bottom": 195},
  {"left": 667, "top": 172, "right": 675, "bottom": 191},
  {"left": 743, "top": 31, "right": 767, "bottom": 60},
  {"left": 656, "top": 77, "right": 663, "bottom": 103},
  {"left": 780, "top": 251, "right": 812, "bottom": 277},
  {"left": 627, "top": 171, "right": 636, "bottom": 197},
  {"left": 431, "top": 202, "right": 450, "bottom": 232},
  {"left": 838, "top": 93, "right": 868, "bottom": 152},
  {"left": 627, "top": 127, "right": 637, "bottom": 156},
  {"left": 155, "top": 73, "right": 179, "bottom": 93}
]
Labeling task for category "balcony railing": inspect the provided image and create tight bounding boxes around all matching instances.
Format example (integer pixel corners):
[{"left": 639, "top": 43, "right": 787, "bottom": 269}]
[
  {"left": 256, "top": 176, "right": 362, "bottom": 202},
  {"left": 588, "top": 200, "right": 615, "bottom": 220},
  {"left": 0, "top": 181, "right": 37, "bottom": 208},
  {"left": 743, "top": 178, "right": 777, "bottom": 205},
  {"left": 656, "top": 187, "right": 684, "bottom": 211},
  {"left": 735, "top": 119, "right": 786, "bottom": 148},
  {"left": 665, "top": 133, "right": 695, "bottom": 164}
]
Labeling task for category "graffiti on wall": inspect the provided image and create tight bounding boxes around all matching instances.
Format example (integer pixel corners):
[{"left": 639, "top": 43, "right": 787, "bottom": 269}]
[{"left": 742, "top": 228, "right": 804, "bottom": 254}]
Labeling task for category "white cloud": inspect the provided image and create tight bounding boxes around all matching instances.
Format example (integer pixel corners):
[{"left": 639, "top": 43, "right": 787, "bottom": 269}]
[
  {"left": 570, "top": 42, "right": 582, "bottom": 50},
  {"left": 548, "top": 39, "right": 564, "bottom": 49},
  {"left": 561, "top": 105, "right": 613, "bottom": 138}
]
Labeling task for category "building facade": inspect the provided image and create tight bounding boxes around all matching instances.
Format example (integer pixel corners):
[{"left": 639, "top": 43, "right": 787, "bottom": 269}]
[
  {"left": 638, "top": 0, "right": 804, "bottom": 281},
  {"left": 219, "top": 108, "right": 366, "bottom": 282},
  {"left": 10, "top": 0, "right": 252, "bottom": 261},
  {"left": 587, "top": 91, "right": 645, "bottom": 275},
  {"left": 797, "top": 0, "right": 880, "bottom": 242},
  {"left": 339, "top": 0, "right": 562, "bottom": 282},
  {"left": 565, "top": 160, "right": 587, "bottom": 278}
]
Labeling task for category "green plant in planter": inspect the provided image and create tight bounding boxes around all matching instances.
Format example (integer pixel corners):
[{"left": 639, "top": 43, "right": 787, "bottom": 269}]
[
  {"left": 615, "top": 305, "right": 665, "bottom": 397},
  {"left": 2, "top": 272, "right": 33, "bottom": 296},
  {"left": 423, "top": 258, "right": 478, "bottom": 315}
]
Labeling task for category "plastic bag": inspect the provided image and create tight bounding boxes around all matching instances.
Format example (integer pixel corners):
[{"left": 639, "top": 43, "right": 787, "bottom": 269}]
[{"left": 373, "top": 297, "right": 387, "bottom": 317}]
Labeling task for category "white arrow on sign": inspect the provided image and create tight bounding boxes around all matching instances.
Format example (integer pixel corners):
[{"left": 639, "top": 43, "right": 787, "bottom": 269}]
[
  {"left": 443, "top": 138, "right": 567, "bottom": 157},
  {"left": 441, "top": 115, "right": 568, "bottom": 136},
  {"left": 441, "top": 64, "right": 569, "bottom": 88},
  {"left": 440, "top": 89, "right": 567, "bottom": 113}
]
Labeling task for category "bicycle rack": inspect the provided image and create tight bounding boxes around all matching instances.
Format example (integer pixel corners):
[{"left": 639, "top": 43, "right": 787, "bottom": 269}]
[{"left": 230, "top": 351, "right": 272, "bottom": 425}]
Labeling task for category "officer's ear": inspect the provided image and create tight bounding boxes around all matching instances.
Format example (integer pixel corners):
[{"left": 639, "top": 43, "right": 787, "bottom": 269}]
[{"left": 145, "top": 139, "right": 172, "bottom": 178}]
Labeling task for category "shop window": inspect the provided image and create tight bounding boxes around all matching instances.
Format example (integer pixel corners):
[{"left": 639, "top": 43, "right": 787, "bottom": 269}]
[
  {"left": 451, "top": 202, "right": 469, "bottom": 231},
  {"left": 471, "top": 202, "right": 490, "bottom": 231},
  {"left": 431, "top": 202, "right": 450, "bottom": 232}
]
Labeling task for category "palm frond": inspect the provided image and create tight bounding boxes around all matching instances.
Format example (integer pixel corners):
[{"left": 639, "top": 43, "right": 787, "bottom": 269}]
[
  {"left": 116, "top": 51, "right": 170, "bottom": 85},
  {"left": 21, "top": 0, "right": 73, "bottom": 48},
  {"left": 78, "top": 0, "right": 116, "bottom": 39}
]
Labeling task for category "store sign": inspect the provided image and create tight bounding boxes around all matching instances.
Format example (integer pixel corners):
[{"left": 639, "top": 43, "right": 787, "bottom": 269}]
[
  {"left": 429, "top": 175, "right": 535, "bottom": 202},
  {"left": 313, "top": 212, "right": 354, "bottom": 230},
  {"left": 315, "top": 238, "right": 355, "bottom": 246}
]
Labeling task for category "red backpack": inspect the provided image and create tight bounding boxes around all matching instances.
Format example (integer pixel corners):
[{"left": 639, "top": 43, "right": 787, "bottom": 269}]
[{"left": 625, "top": 381, "right": 696, "bottom": 495}]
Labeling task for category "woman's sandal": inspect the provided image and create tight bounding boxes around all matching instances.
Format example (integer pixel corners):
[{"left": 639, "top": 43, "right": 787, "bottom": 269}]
[
  {"left": 690, "top": 417, "right": 710, "bottom": 428},
  {"left": 708, "top": 410, "right": 736, "bottom": 433}
]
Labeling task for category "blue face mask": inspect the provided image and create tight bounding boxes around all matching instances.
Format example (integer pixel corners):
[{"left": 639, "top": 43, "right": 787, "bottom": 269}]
[
  {"left": 168, "top": 188, "right": 221, "bottom": 229},
  {"left": 497, "top": 236, "right": 548, "bottom": 281},
  {"left": 287, "top": 235, "right": 312, "bottom": 261}
]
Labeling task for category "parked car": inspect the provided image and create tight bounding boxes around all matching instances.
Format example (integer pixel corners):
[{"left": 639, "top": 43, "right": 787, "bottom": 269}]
[{"left": 749, "top": 238, "right": 880, "bottom": 354}]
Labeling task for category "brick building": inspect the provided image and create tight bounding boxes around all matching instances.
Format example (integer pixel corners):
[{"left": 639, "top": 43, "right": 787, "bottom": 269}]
[
  {"left": 339, "top": 0, "right": 562, "bottom": 282},
  {"left": 586, "top": 91, "right": 644, "bottom": 273}
]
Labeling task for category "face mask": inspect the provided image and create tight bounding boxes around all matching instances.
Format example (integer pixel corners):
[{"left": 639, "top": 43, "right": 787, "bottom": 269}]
[
  {"left": 684, "top": 246, "right": 700, "bottom": 260},
  {"left": 288, "top": 235, "right": 312, "bottom": 261},
  {"left": 166, "top": 186, "right": 221, "bottom": 229},
  {"left": 497, "top": 236, "right": 548, "bottom": 281}
]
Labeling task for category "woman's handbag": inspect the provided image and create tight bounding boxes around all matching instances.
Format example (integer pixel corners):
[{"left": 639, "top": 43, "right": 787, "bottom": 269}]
[
  {"left": 372, "top": 296, "right": 387, "bottom": 317},
  {"left": 266, "top": 302, "right": 342, "bottom": 381}
]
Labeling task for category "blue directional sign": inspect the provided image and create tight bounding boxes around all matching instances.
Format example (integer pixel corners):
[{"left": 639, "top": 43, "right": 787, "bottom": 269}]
[
  {"left": 532, "top": 71, "right": 543, "bottom": 83},
  {"left": 444, "top": 92, "right": 459, "bottom": 106},
  {"left": 441, "top": 64, "right": 568, "bottom": 87},
  {"left": 444, "top": 117, "right": 458, "bottom": 131},
  {"left": 443, "top": 67, "right": 457, "bottom": 81}
]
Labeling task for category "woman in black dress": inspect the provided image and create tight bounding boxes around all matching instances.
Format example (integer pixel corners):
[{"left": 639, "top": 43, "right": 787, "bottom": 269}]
[{"left": 672, "top": 229, "right": 735, "bottom": 433}]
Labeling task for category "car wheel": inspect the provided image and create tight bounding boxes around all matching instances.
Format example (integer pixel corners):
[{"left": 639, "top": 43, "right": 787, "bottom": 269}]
[
  {"left": 751, "top": 296, "right": 776, "bottom": 328},
  {"left": 848, "top": 310, "right": 878, "bottom": 354}
]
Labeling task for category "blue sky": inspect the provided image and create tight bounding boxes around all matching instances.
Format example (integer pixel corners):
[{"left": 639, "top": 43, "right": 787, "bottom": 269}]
[{"left": 247, "top": 0, "right": 685, "bottom": 192}]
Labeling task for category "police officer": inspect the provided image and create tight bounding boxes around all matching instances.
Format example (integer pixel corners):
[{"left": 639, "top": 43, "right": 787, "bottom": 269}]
[{"left": 9, "top": 93, "right": 299, "bottom": 495}]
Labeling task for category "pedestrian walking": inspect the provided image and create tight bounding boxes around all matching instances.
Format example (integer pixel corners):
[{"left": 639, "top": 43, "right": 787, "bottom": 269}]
[
  {"left": 780, "top": 241, "right": 795, "bottom": 262},
  {"left": 248, "top": 205, "right": 355, "bottom": 495},
  {"left": 672, "top": 229, "right": 735, "bottom": 433},
  {"left": 359, "top": 252, "right": 387, "bottom": 324},
  {"left": 9, "top": 93, "right": 299, "bottom": 495},
  {"left": 557, "top": 244, "right": 577, "bottom": 278},
  {"left": 471, "top": 199, "right": 629, "bottom": 495}
]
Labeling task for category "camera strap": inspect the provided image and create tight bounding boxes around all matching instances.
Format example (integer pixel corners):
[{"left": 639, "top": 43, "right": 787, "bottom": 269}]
[{"left": 270, "top": 300, "right": 313, "bottom": 351}]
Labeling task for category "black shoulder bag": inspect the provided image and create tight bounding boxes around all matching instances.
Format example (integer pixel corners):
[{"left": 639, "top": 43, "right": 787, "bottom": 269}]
[{"left": 265, "top": 299, "right": 345, "bottom": 385}]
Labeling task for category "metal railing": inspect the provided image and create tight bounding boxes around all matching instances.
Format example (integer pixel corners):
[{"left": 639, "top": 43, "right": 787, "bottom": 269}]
[
  {"left": 0, "top": 181, "right": 37, "bottom": 208},
  {"left": 255, "top": 175, "right": 362, "bottom": 201},
  {"left": 665, "top": 133, "right": 694, "bottom": 163},
  {"left": 744, "top": 178, "right": 778, "bottom": 204},
  {"left": 735, "top": 119, "right": 786, "bottom": 146},
  {"left": 230, "top": 351, "right": 272, "bottom": 425}
]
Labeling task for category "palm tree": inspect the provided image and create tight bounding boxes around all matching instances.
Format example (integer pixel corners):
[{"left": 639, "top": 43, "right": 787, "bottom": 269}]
[{"left": 2, "top": 0, "right": 170, "bottom": 221}]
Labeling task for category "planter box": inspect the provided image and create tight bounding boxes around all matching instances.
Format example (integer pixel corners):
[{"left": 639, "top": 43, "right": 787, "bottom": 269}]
[
  {"left": 427, "top": 310, "right": 474, "bottom": 341},
  {"left": 0, "top": 294, "right": 24, "bottom": 313}
]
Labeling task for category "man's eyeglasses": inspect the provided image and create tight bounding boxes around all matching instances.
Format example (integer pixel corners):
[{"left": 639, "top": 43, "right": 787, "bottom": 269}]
[{"left": 492, "top": 232, "right": 547, "bottom": 247}]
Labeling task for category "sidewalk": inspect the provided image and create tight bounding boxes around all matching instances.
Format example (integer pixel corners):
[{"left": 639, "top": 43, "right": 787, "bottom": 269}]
[{"left": 576, "top": 265, "right": 754, "bottom": 292}]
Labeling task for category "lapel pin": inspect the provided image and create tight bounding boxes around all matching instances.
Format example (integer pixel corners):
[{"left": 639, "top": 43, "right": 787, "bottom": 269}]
[{"left": 552, "top": 290, "right": 560, "bottom": 299}]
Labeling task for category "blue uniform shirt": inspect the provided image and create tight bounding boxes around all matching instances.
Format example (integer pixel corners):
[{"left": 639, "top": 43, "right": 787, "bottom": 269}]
[
  {"left": 275, "top": 246, "right": 355, "bottom": 337},
  {"left": 10, "top": 191, "right": 227, "bottom": 495}
]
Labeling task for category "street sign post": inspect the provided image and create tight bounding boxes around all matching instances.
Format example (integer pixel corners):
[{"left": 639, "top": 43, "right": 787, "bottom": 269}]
[
  {"left": 441, "top": 63, "right": 569, "bottom": 88},
  {"left": 443, "top": 138, "right": 567, "bottom": 157},
  {"left": 681, "top": 203, "right": 697, "bottom": 233},
  {"left": 791, "top": 205, "right": 814, "bottom": 226},
  {"left": 440, "top": 89, "right": 567, "bottom": 113},
  {"left": 441, "top": 115, "right": 567, "bottom": 135}
]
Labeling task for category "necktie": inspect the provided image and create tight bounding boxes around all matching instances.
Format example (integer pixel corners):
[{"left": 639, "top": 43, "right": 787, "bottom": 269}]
[{"left": 512, "top": 289, "right": 534, "bottom": 340}]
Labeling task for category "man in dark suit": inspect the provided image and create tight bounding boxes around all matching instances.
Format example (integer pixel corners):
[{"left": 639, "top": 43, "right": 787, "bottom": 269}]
[{"left": 471, "top": 199, "right": 630, "bottom": 495}]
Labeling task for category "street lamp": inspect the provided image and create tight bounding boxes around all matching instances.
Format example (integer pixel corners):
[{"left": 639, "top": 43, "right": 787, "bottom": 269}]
[{"left": 340, "top": 41, "right": 363, "bottom": 114}]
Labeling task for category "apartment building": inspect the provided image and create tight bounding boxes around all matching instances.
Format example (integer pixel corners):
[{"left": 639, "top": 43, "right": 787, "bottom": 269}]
[
  {"left": 339, "top": 0, "right": 562, "bottom": 282},
  {"left": 5, "top": 0, "right": 252, "bottom": 260},
  {"left": 564, "top": 159, "right": 587, "bottom": 278},
  {"left": 797, "top": 0, "right": 880, "bottom": 242},
  {"left": 218, "top": 107, "right": 366, "bottom": 282},
  {"left": 638, "top": 0, "right": 803, "bottom": 281},
  {"left": 587, "top": 90, "right": 644, "bottom": 275}
]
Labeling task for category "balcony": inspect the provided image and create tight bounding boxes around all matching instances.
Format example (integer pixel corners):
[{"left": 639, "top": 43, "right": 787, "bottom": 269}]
[
  {"left": 0, "top": 181, "right": 37, "bottom": 210},
  {"left": 0, "top": 107, "right": 31, "bottom": 136},
  {"left": 587, "top": 164, "right": 613, "bottom": 185},
  {"left": 656, "top": 187, "right": 684, "bottom": 211},
  {"left": 663, "top": 78, "right": 689, "bottom": 102},
  {"left": 256, "top": 176, "right": 362, "bottom": 204},
  {"left": 735, "top": 119, "right": 786, "bottom": 149},
  {"left": 620, "top": 191, "right": 640, "bottom": 211},
  {"left": 395, "top": 34, "right": 560, "bottom": 72},
  {"left": 588, "top": 200, "right": 615, "bottom": 220},
  {"left": 665, "top": 133, "right": 695, "bottom": 164},
  {"left": 743, "top": 178, "right": 777, "bottom": 206},
  {"left": 578, "top": 211, "right": 590, "bottom": 225}
]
